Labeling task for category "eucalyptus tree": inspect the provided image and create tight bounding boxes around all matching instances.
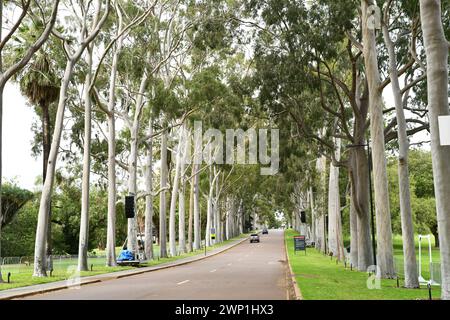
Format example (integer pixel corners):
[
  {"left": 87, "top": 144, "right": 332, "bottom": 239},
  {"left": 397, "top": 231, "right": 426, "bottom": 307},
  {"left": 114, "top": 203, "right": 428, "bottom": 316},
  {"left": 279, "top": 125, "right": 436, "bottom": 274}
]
[
  {"left": 90, "top": 0, "right": 156, "bottom": 266},
  {"left": 0, "top": 0, "right": 59, "bottom": 282},
  {"left": 14, "top": 45, "right": 61, "bottom": 270},
  {"left": 360, "top": 0, "right": 396, "bottom": 278},
  {"left": 77, "top": 0, "right": 105, "bottom": 272},
  {"left": 380, "top": 0, "right": 426, "bottom": 288},
  {"left": 33, "top": 0, "right": 110, "bottom": 277},
  {"left": 328, "top": 138, "right": 345, "bottom": 260},
  {"left": 419, "top": 0, "right": 450, "bottom": 300}
]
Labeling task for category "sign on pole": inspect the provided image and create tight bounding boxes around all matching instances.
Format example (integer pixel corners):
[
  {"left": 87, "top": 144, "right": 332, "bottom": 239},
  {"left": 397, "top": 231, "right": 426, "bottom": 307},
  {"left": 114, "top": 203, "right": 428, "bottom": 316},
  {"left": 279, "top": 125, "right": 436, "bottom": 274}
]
[
  {"left": 438, "top": 116, "right": 450, "bottom": 146},
  {"left": 211, "top": 228, "right": 216, "bottom": 240},
  {"left": 294, "top": 236, "right": 306, "bottom": 255}
]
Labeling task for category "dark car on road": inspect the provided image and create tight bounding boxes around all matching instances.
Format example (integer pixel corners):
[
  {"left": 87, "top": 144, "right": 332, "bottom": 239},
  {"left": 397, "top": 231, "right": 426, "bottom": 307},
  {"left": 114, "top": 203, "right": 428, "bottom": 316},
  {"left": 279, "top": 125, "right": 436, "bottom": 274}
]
[
  {"left": 250, "top": 234, "right": 260, "bottom": 243},
  {"left": 262, "top": 228, "right": 268, "bottom": 234}
]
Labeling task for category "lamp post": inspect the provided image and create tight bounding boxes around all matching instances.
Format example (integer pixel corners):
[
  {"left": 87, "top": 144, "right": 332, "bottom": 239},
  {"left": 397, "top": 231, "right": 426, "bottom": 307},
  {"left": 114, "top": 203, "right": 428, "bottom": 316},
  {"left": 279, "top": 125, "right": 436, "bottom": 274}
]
[{"left": 346, "top": 139, "right": 377, "bottom": 266}]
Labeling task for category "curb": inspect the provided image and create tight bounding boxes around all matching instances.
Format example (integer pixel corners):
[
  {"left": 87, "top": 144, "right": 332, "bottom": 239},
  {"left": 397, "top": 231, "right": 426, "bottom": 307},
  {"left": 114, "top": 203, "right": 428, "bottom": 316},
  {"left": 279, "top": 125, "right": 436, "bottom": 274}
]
[
  {"left": 0, "top": 236, "right": 249, "bottom": 300},
  {"left": 284, "top": 230, "right": 303, "bottom": 300}
]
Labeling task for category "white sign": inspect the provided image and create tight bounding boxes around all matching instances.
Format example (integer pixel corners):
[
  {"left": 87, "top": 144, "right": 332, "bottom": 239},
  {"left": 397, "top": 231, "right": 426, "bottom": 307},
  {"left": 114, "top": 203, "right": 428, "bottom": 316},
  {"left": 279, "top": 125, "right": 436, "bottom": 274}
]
[{"left": 438, "top": 116, "right": 450, "bottom": 146}]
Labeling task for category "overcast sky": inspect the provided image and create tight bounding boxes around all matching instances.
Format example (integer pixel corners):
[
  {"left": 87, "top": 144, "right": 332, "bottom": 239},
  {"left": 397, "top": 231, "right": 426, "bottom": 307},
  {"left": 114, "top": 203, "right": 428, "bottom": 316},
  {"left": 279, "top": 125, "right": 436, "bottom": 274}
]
[{"left": 4, "top": 83, "right": 42, "bottom": 190}]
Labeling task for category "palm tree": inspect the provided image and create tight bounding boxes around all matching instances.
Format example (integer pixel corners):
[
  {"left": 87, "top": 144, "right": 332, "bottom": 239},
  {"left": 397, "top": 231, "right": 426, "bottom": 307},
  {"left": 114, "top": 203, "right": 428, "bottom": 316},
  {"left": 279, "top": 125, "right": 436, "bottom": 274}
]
[{"left": 17, "top": 51, "right": 59, "bottom": 270}]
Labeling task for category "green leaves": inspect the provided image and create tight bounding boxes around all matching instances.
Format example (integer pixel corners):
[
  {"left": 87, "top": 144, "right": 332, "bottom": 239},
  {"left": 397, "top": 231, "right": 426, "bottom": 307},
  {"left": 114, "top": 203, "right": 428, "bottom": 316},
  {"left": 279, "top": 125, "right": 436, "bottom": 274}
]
[{"left": 1, "top": 183, "right": 34, "bottom": 230}]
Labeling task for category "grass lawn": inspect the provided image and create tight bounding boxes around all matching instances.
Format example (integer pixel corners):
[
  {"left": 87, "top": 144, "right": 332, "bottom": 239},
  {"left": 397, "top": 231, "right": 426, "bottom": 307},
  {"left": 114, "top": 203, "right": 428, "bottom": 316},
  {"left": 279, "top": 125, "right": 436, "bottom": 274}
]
[
  {"left": 285, "top": 229, "right": 442, "bottom": 300},
  {"left": 0, "top": 233, "right": 249, "bottom": 291}
]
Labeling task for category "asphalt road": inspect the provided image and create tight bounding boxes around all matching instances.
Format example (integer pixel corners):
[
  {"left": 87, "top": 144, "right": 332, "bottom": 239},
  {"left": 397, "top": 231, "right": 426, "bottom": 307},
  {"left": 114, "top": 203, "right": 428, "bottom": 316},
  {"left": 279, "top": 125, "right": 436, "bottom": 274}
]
[{"left": 22, "top": 229, "right": 289, "bottom": 300}]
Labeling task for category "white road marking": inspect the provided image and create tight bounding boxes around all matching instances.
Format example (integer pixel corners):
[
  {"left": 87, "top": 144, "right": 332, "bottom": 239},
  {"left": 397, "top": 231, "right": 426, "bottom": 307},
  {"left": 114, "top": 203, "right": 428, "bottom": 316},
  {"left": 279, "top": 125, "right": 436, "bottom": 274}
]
[
  {"left": 210, "top": 269, "right": 217, "bottom": 273},
  {"left": 177, "top": 280, "right": 190, "bottom": 285},
  {"left": 227, "top": 263, "right": 232, "bottom": 266}
]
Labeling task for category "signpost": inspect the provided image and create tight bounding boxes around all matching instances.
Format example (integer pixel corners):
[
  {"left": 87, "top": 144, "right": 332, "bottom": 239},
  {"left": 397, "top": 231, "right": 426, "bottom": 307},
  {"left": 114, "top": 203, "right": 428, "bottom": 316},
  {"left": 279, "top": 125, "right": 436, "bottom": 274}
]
[
  {"left": 294, "top": 235, "right": 306, "bottom": 255},
  {"left": 211, "top": 228, "right": 216, "bottom": 240},
  {"left": 438, "top": 116, "right": 450, "bottom": 146}
]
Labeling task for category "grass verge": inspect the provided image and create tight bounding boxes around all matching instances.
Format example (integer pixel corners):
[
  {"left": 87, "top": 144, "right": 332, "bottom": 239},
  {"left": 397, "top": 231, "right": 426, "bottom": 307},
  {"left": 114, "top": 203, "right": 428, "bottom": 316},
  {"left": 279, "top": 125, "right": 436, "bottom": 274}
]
[{"left": 285, "top": 229, "right": 441, "bottom": 300}]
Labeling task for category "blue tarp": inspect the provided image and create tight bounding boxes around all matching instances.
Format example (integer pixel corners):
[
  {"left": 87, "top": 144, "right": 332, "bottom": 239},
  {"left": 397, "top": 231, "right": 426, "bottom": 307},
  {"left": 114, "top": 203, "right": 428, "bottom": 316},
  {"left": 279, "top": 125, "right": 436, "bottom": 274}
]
[{"left": 117, "top": 250, "right": 135, "bottom": 261}]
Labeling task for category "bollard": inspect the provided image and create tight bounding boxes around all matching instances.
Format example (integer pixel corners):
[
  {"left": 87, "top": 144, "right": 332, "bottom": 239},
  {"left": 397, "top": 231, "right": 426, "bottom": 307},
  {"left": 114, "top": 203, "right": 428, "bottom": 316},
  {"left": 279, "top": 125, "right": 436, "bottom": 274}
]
[
  {"left": 91, "top": 264, "right": 93, "bottom": 271},
  {"left": 350, "top": 263, "right": 353, "bottom": 271},
  {"left": 50, "top": 269, "right": 53, "bottom": 277},
  {"left": 7, "top": 272, "right": 11, "bottom": 283},
  {"left": 396, "top": 276, "right": 399, "bottom": 288},
  {"left": 344, "top": 261, "right": 347, "bottom": 269},
  {"left": 427, "top": 283, "right": 432, "bottom": 300}
]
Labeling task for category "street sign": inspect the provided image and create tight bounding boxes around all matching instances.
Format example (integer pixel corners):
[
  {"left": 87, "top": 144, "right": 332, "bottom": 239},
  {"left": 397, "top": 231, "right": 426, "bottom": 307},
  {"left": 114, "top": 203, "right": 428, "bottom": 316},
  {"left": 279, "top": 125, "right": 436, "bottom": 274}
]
[
  {"left": 438, "top": 116, "right": 450, "bottom": 146},
  {"left": 211, "top": 228, "right": 216, "bottom": 240},
  {"left": 294, "top": 236, "right": 306, "bottom": 255}
]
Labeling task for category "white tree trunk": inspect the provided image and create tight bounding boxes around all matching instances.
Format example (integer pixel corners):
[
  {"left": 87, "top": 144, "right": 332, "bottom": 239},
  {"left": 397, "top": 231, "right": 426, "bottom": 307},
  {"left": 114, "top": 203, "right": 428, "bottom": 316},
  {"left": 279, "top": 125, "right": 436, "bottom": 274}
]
[
  {"left": 169, "top": 127, "right": 183, "bottom": 256},
  {"left": 419, "top": 0, "right": 450, "bottom": 299},
  {"left": 144, "top": 119, "right": 154, "bottom": 260},
  {"left": 383, "top": 22, "right": 419, "bottom": 288},
  {"left": 33, "top": 62, "right": 74, "bottom": 276},
  {"left": 127, "top": 73, "right": 148, "bottom": 255},
  {"left": 187, "top": 166, "right": 194, "bottom": 252},
  {"left": 308, "top": 187, "right": 316, "bottom": 243},
  {"left": 193, "top": 163, "right": 201, "bottom": 250},
  {"left": 361, "top": 0, "right": 395, "bottom": 278},
  {"left": 178, "top": 125, "right": 188, "bottom": 254},
  {"left": 127, "top": 129, "right": 138, "bottom": 255},
  {"left": 214, "top": 167, "right": 221, "bottom": 243},
  {"left": 328, "top": 139, "right": 344, "bottom": 260},
  {"left": 105, "top": 33, "right": 124, "bottom": 268},
  {"left": 159, "top": 130, "right": 168, "bottom": 258},
  {"left": 78, "top": 44, "right": 94, "bottom": 271},
  {"left": 315, "top": 155, "right": 327, "bottom": 253},
  {"left": 349, "top": 187, "right": 359, "bottom": 267}
]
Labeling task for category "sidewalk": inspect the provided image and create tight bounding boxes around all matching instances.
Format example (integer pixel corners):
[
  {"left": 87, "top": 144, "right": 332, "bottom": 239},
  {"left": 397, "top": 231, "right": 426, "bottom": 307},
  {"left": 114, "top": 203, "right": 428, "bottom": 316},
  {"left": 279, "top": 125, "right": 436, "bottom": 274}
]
[{"left": 0, "top": 236, "right": 249, "bottom": 300}]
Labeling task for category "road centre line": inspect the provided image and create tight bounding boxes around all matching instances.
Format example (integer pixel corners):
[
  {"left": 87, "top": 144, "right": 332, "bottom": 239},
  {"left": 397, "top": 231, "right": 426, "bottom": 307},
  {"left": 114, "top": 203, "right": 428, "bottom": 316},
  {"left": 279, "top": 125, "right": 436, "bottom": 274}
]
[{"left": 177, "top": 280, "right": 190, "bottom": 285}]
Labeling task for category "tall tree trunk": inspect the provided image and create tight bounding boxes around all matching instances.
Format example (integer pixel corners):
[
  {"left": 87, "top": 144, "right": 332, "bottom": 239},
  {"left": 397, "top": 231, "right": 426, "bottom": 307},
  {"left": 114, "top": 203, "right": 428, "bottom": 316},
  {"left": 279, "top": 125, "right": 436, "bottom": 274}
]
[
  {"left": 315, "top": 155, "right": 327, "bottom": 253},
  {"left": 349, "top": 186, "right": 359, "bottom": 267},
  {"left": 178, "top": 124, "right": 188, "bottom": 254},
  {"left": 214, "top": 167, "right": 220, "bottom": 243},
  {"left": 34, "top": 62, "right": 75, "bottom": 277},
  {"left": 169, "top": 127, "right": 183, "bottom": 256},
  {"left": 419, "top": 0, "right": 450, "bottom": 300},
  {"left": 41, "top": 102, "right": 53, "bottom": 271},
  {"left": 353, "top": 145, "right": 374, "bottom": 270},
  {"left": 105, "top": 28, "right": 125, "bottom": 268},
  {"left": 383, "top": 22, "right": 419, "bottom": 288},
  {"left": 178, "top": 182, "right": 186, "bottom": 254},
  {"left": 329, "top": 139, "right": 345, "bottom": 261},
  {"left": 34, "top": 0, "right": 106, "bottom": 277},
  {"left": 127, "top": 129, "right": 138, "bottom": 255},
  {"left": 308, "top": 187, "right": 316, "bottom": 243},
  {"left": 193, "top": 163, "right": 201, "bottom": 250},
  {"left": 127, "top": 73, "right": 147, "bottom": 256},
  {"left": 361, "top": 0, "right": 395, "bottom": 278},
  {"left": 187, "top": 168, "right": 194, "bottom": 252},
  {"left": 144, "top": 119, "right": 154, "bottom": 260},
  {"left": 159, "top": 130, "right": 168, "bottom": 258},
  {"left": 328, "top": 139, "right": 341, "bottom": 257},
  {"left": 78, "top": 46, "right": 94, "bottom": 271}
]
